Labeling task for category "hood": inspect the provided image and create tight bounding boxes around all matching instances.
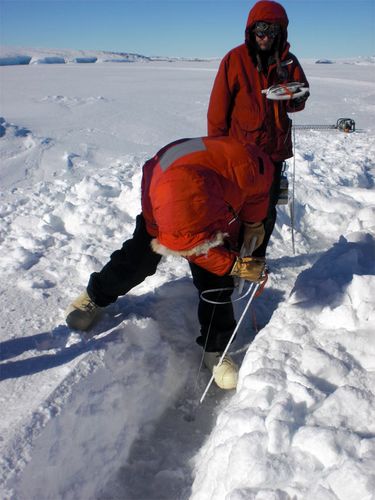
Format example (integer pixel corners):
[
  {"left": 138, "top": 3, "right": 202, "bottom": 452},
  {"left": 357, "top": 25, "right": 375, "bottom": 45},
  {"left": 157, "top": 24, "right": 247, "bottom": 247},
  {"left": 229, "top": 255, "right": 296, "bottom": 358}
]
[
  {"left": 245, "top": 1, "right": 290, "bottom": 76},
  {"left": 246, "top": 0, "right": 289, "bottom": 29},
  {"left": 150, "top": 165, "right": 229, "bottom": 253}
]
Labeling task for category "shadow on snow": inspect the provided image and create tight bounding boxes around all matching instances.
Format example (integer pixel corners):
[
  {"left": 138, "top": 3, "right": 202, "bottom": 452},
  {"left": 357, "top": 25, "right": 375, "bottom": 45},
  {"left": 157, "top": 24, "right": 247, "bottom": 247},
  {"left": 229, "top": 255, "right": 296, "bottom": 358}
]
[
  {"left": 290, "top": 234, "right": 375, "bottom": 308},
  {"left": 0, "top": 274, "right": 286, "bottom": 382}
]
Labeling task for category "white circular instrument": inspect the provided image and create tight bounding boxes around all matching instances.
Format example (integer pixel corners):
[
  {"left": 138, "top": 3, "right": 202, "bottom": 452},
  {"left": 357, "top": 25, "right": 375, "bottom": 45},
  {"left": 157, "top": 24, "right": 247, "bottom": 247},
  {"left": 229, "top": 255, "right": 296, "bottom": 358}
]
[{"left": 261, "top": 82, "right": 309, "bottom": 100}]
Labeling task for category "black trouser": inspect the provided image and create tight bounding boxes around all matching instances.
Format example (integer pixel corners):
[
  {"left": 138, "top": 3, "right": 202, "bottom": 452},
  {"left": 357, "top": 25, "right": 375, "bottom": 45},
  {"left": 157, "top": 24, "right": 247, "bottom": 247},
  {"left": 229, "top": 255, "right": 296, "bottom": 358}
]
[
  {"left": 88, "top": 214, "right": 162, "bottom": 306},
  {"left": 189, "top": 262, "right": 236, "bottom": 352},
  {"left": 252, "top": 161, "right": 283, "bottom": 258},
  {"left": 87, "top": 214, "right": 236, "bottom": 352}
]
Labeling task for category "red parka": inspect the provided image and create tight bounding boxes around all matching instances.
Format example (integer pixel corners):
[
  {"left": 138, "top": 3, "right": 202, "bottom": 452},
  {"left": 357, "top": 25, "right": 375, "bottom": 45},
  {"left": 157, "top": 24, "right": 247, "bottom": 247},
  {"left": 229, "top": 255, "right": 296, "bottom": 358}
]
[
  {"left": 207, "top": 0, "right": 309, "bottom": 161},
  {"left": 141, "top": 136, "right": 274, "bottom": 276}
]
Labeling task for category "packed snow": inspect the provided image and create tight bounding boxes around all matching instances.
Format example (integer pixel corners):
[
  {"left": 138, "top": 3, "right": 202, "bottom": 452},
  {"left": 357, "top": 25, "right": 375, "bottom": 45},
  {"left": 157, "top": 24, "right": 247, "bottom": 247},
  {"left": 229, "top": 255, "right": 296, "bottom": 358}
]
[{"left": 0, "top": 48, "right": 374, "bottom": 500}]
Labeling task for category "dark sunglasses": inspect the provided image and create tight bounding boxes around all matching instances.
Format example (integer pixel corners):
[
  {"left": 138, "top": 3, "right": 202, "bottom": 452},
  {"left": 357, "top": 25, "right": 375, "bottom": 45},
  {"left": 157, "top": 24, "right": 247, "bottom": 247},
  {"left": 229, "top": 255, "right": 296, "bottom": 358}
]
[{"left": 253, "top": 22, "right": 280, "bottom": 39}]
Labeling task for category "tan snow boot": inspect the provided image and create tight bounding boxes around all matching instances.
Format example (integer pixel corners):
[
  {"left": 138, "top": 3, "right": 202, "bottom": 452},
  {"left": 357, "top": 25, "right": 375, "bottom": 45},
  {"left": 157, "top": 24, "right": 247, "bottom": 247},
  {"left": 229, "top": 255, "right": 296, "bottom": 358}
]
[
  {"left": 65, "top": 291, "right": 100, "bottom": 331},
  {"left": 203, "top": 352, "right": 238, "bottom": 390}
]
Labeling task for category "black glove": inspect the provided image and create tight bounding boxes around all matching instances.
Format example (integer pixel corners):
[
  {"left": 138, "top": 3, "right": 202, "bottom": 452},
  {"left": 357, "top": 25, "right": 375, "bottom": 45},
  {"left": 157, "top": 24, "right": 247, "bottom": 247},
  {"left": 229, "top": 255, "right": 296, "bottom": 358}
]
[{"left": 290, "top": 90, "right": 310, "bottom": 107}]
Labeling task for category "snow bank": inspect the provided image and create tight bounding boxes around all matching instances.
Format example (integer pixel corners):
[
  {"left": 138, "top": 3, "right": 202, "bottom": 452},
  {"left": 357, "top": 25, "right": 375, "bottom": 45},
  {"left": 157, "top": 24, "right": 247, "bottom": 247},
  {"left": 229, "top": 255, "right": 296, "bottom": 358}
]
[
  {"left": 192, "top": 245, "right": 375, "bottom": 497},
  {"left": 69, "top": 57, "right": 98, "bottom": 64},
  {"left": 315, "top": 59, "right": 335, "bottom": 64},
  {"left": 192, "top": 233, "right": 375, "bottom": 499},
  {"left": 191, "top": 128, "right": 375, "bottom": 499},
  {"left": 30, "top": 56, "right": 66, "bottom": 65},
  {"left": 0, "top": 55, "right": 32, "bottom": 66}
]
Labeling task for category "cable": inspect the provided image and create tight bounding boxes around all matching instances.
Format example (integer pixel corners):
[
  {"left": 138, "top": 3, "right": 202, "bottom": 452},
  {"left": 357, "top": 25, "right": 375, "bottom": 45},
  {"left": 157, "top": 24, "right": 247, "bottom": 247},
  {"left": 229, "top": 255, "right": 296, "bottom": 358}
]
[{"left": 200, "top": 282, "right": 255, "bottom": 305}]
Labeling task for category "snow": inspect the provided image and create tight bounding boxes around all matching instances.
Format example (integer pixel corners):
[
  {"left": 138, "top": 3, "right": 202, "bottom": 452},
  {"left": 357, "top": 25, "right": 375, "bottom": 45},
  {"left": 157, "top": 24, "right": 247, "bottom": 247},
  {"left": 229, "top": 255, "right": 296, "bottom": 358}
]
[{"left": 0, "top": 47, "right": 375, "bottom": 500}]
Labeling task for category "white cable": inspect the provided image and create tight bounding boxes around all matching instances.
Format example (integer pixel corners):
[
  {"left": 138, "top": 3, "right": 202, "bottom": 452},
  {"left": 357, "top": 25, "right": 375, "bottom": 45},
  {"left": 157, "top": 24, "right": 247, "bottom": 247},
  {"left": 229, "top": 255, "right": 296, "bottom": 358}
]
[
  {"left": 200, "top": 281, "right": 254, "bottom": 305},
  {"left": 199, "top": 281, "right": 260, "bottom": 404},
  {"left": 193, "top": 301, "right": 218, "bottom": 396}
]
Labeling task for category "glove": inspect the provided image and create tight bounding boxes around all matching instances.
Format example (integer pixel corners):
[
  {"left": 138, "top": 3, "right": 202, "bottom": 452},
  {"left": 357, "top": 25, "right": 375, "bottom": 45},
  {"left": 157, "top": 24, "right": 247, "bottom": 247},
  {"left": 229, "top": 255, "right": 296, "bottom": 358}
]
[
  {"left": 230, "top": 256, "right": 266, "bottom": 282},
  {"left": 290, "top": 90, "right": 310, "bottom": 108},
  {"left": 243, "top": 222, "right": 265, "bottom": 252}
]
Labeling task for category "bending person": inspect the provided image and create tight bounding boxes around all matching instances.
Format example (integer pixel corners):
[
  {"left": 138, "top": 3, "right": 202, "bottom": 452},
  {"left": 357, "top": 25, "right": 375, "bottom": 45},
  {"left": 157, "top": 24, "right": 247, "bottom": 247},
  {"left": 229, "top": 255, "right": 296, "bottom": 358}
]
[{"left": 66, "top": 136, "right": 274, "bottom": 390}]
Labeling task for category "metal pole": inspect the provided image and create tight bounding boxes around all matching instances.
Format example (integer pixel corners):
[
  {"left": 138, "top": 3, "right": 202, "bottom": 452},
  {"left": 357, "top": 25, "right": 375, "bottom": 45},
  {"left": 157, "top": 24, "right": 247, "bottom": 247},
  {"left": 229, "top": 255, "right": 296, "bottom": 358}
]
[
  {"left": 292, "top": 124, "right": 336, "bottom": 130},
  {"left": 290, "top": 125, "right": 296, "bottom": 255}
]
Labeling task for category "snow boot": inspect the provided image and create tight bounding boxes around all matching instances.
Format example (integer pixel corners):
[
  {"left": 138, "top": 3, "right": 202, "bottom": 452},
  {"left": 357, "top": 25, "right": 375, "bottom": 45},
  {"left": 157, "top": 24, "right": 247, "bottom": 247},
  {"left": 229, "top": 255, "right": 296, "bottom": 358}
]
[
  {"left": 65, "top": 291, "right": 100, "bottom": 331},
  {"left": 203, "top": 352, "right": 238, "bottom": 390}
]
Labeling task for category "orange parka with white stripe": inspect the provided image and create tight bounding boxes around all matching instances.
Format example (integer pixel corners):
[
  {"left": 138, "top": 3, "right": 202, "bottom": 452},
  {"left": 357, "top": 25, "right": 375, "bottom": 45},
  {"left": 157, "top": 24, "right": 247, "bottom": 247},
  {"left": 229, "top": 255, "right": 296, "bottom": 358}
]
[
  {"left": 141, "top": 136, "right": 274, "bottom": 276},
  {"left": 207, "top": 0, "right": 309, "bottom": 161}
]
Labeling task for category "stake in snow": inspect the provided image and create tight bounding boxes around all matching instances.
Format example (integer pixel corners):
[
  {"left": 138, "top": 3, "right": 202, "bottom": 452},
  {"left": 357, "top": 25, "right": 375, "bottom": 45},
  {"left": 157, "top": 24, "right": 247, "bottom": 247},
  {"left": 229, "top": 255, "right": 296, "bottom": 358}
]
[{"left": 0, "top": 50, "right": 374, "bottom": 500}]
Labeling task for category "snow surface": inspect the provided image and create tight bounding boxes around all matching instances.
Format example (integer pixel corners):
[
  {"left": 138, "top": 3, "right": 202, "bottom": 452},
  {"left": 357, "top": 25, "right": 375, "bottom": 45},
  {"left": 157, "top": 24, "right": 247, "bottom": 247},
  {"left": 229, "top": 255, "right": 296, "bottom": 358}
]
[{"left": 0, "top": 48, "right": 375, "bottom": 500}]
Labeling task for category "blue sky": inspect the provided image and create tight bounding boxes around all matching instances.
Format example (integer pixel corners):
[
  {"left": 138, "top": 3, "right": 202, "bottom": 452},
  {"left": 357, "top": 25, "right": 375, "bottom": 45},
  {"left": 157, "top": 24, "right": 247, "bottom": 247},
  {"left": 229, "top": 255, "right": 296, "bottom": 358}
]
[{"left": 1, "top": 0, "right": 374, "bottom": 59}]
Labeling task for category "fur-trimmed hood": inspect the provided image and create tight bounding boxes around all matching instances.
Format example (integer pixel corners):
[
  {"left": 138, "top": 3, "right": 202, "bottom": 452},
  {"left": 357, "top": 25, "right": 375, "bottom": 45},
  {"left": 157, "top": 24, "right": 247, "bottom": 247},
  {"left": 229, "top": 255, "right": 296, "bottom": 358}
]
[
  {"left": 151, "top": 231, "right": 228, "bottom": 258},
  {"left": 245, "top": 1, "right": 290, "bottom": 78},
  {"left": 148, "top": 163, "right": 230, "bottom": 253},
  {"left": 140, "top": 136, "right": 274, "bottom": 275}
]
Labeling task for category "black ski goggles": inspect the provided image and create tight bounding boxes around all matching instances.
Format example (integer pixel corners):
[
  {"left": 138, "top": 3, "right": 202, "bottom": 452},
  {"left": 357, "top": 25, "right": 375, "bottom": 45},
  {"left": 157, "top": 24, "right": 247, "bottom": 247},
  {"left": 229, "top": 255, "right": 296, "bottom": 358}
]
[{"left": 253, "top": 22, "right": 281, "bottom": 39}]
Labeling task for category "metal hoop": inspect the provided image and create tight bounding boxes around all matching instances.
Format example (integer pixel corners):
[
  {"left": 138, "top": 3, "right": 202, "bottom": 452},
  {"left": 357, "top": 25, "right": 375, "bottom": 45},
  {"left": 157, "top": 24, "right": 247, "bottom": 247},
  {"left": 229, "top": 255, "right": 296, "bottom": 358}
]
[{"left": 200, "top": 283, "right": 254, "bottom": 305}]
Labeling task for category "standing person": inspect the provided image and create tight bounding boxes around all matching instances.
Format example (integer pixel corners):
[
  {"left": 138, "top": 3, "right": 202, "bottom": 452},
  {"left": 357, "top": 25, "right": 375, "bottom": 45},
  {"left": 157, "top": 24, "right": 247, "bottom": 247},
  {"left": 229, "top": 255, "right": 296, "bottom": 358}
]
[
  {"left": 207, "top": 0, "right": 309, "bottom": 257},
  {"left": 66, "top": 136, "right": 274, "bottom": 390}
]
